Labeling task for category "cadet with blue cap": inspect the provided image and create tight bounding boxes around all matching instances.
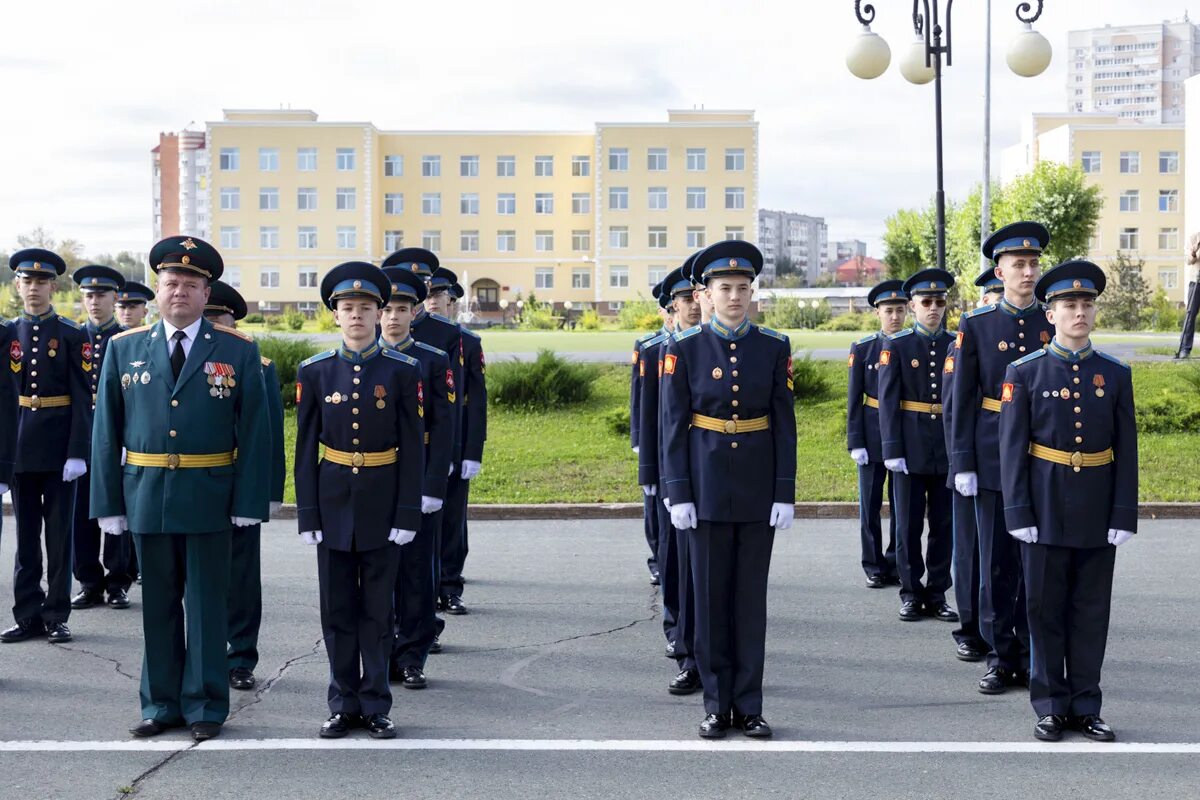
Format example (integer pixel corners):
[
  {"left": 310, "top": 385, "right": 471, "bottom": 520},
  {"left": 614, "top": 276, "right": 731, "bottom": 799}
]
[
  {"left": 878, "top": 269, "right": 959, "bottom": 626},
  {"left": 950, "top": 221, "right": 1054, "bottom": 695},
  {"left": 999, "top": 259, "right": 1135, "bottom": 743},
  {"left": 631, "top": 323, "right": 662, "bottom": 586},
  {"left": 847, "top": 280, "right": 905, "bottom": 589},
  {"left": 1, "top": 249, "right": 92, "bottom": 646},
  {"left": 69, "top": 265, "right": 135, "bottom": 613},
  {"left": 662, "top": 240, "right": 796, "bottom": 739},
  {"left": 295, "top": 261, "right": 424, "bottom": 740},
  {"left": 116, "top": 281, "right": 154, "bottom": 329}
]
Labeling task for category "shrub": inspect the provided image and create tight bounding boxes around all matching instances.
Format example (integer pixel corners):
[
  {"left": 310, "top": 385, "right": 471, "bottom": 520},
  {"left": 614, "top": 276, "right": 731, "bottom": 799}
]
[
  {"left": 579, "top": 309, "right": 602, "bottom": 330},
  {"left": 244, "top": 313, "right": 265, "bottom": 324},
  {"left": 617, "top": 298, "right": 661, "bottom": 331},
  {"left": 790, "top": 351, "right": 834, "bottom": 403},
  {"left": 602, "top": 407, "right": 630, "bottom": 437},
  {"left": 264, "top": 315, "right": 284, "bottom": 330},
  {"left": 519, "top": 308, "right": 557, "bottom": 330},
  {"left": 315, "top": 307, "right": 338, "bottom": 332},
  {"left": 283, "top": 310, "right": 306, "bottom": 331},
  {"left": 487, "top": 349, "right": 599, "bottom": 410},
  {"left": 818, "top": 311, "right": 876, "bottom": 332},
  {"left": 255, "top": 335, "right": 321, "bottom": 408},
  {"left": 762, "top": 299, "right": 806, "bottom": 329},
  {"left": 1136, "top": 392, "right": 1200, "bottom": 433}
]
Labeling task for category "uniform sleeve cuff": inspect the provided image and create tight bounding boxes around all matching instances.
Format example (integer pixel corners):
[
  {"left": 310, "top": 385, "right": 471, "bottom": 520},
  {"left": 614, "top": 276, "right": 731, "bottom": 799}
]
[
  {"left": 666, "top": 478, "right": 692, "bottom": 506},
  {"left": 1003, "top": 504, "right": 1036, "bottom": 532},
  {"left": 1109, "top": 506, "right": 1138, "bottom": 534}
]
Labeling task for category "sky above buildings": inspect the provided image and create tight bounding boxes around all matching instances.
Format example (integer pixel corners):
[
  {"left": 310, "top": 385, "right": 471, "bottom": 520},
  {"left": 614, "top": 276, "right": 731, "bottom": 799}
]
[{"left": 0, "top": 0, "right": 1191, "bottom": 259}]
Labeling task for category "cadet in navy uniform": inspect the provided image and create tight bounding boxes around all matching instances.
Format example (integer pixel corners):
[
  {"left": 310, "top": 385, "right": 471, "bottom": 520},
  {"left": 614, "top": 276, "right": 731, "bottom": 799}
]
[
  {"left": 201, "top": 281, "right": 286, "bottom": 692},
  {"left": 639, "top": 260, "right": 703, "bottom": 695},
  {"left": 950, "top": 221, "right": 1053, "bottom": 694},
  {"left": 847, "top": 280, "right": 905, "bottom": 589},
  {"left": 0, "top": 317, "right": 16, "bottom": 552},
  {"left": 1, "top": 249, "right": 92, "bottom": 645},
  {"left": 662, "top": 240, "right": 796, "bottom": 739},
  {"left": 115, "top": 281, "right": 153, "bottom": 330},
  {"left": 70, "top": 265, "right": 134, "bottom": 612},
  {"left": 296, "top": 262, "right": 424, "bottom": 740},
  {"left": 944, "top": 266, "right": 1004, "bottom": 662},
  {"left": 631, "top": 302, "right": 666, "bottom": 586},
  {"left": 380, "top": 266, "right": 452, "bottom": 688},
  {"left": 878, "top": 269, "right": 958, "bottom": 624},
  {"left": 1000, "top": 261, "right": 1136, "bottom": 743}
]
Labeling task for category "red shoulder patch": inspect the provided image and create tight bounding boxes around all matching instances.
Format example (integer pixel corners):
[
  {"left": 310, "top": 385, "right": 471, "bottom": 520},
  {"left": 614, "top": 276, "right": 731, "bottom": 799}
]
[
  {"left": 955, "top": 330, "right": 964, "bottom": 349},
  {"left": 943, "top": 356, "right": 955, "bottom": 374},
  {"left": 663, "top": 354, "right": 677, "bottom": 375},
  {"left": 1001, "top": 382, "right": 1014, "bottom": 403},
  {"left": 847, "top": 352, "right": 855, "bottom": 367},
  {"left": 295, "top": 382, "right": 303, "bottom": 404}
]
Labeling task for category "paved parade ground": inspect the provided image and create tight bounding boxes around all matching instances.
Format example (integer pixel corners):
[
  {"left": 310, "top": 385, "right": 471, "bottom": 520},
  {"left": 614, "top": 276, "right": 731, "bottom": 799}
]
[{"left": 0, "top": 516, "right": 1197, "bottom": 799}]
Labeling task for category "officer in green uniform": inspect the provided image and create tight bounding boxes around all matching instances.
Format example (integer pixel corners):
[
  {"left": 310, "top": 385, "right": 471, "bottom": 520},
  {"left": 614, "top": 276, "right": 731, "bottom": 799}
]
[
  {"left": 91, "top": 235, "right": 271, "bottom": 742},
  {"left": 201, "top": 281, "right": 285, "bottom": 691}
]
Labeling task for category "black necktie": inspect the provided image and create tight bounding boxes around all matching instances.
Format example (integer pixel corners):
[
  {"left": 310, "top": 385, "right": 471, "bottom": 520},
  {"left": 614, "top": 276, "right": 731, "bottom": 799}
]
[{"left": 171, "top": 330, "right": 187, "bottom": 380}]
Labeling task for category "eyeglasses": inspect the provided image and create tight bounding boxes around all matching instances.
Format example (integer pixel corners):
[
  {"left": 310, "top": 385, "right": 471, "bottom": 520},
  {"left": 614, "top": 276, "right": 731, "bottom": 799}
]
[{"left": 917, "top": 297, "right": 947, "bottom": 308}]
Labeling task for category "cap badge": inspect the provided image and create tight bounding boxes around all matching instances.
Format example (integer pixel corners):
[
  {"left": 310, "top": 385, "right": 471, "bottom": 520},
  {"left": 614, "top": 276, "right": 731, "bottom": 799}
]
[
  {"left": 181, "top": 255, "right": 191, "bottom": 265},
  {"left": 353, "top": 280, "right": 362, "bottom": 289},
  {"left": 181, "top": 238, "right": 197, "bottom": 250},
  {"left": 728, "top": 258, "right": 738, "bottom": 267},
  {"left": 1023, "top": 239, "right": 1031, "bottom": 247},
  {"left": 1072, "top": 279, "right": 1082, "bottom": 289}
]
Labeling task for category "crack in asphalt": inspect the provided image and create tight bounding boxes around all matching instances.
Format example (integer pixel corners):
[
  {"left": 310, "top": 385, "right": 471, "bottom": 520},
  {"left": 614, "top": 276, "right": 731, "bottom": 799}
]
[
  {"left": 57, "top": 642, "right": 139, "bottom": 682},
  {"left": 464, "top": 587, "right": 661, "bottom": 654}
]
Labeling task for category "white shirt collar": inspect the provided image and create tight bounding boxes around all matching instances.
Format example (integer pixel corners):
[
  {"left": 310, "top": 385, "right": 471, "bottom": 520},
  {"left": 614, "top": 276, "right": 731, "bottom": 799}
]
[{"left": 161, "top": 316, "right": 203, "bottom": 343}]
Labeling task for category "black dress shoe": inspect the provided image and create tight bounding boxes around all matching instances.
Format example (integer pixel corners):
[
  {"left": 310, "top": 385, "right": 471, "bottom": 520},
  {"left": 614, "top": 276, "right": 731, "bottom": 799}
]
[
  {"left": 130, "top": 719, "right": 172, "bottom": 737},
  {"left": 319, "top": 712, "right": 360, "bottom": 739},
  {"left": 1034, "top": 714, "right": 1067, "bottom": 741},
  {"left": 1072, "top": 715, "right": 1116, "bottom": 742},
  {"left": 136, "top": 573, "right": 143, "bottom": 585},
  {"left": 650, "top": 570, "right": 661, "bottom": 586},
  {"left": 400, "top": 666, "right": 427, "bottom": 690},
  {"left": 428, "top": 636, "right": 442, "bottom": 654},
  {"left": 0, "top": 619, "right": 45, "bottom": 643},
  {"left": 46, "top": 622, "right": 72, "bottom": 643},
  {"left": 898, "top": 601, "right": 923, "bottom": 621},
  {"left": 884, "top": 573, "right": 901, "bottom": 585},
  {"left": 435, "top": 596, "right": 446, "bottom": 611},
  {"left": 978, "top": 666, "right": 1022, "bottom": 694},
  {"left": 107, "top": 589, "right": 131, "bottom": 609},
  {"left": 190, "top": 721, "right": 221, "bottom": 742},
  {"left": 443, "top": 595, "right": 467, "bottom": 615},
  {"left": 927, "top": 602, "right": 959, "bottom": 622},
  {"left": 71, "top": 589, "right": 105, "bottom": 610},
  {"left": 699, "top": 712, "right": 732, "bottom": 739},
  {"left": 865, "top": 574, "right": 886, "bottom": 589},
  {"left": 229, "top": 667, "right": 256, "bottom": 691},
  {"left": 365, "top": 713, "right": 397, "bottom": 739},
  {"left": 669, "top": 668, "right": 701, "bottom": 695},
  {"left": 955, "top": 641, "right": 986, "bottom": 662},
  {"left": 735, "top": 714, "right": 773, "bottom": 738}
]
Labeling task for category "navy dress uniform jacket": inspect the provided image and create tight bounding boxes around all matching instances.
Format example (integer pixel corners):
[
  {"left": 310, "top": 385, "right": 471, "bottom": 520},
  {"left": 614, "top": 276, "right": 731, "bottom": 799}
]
[
  {"left": 0, "top": 321, "right": 17, "bottom": 484},
  {"left": 85, "top": 318, "right": 123, "bottom": 409},
  {"left": 999, "top": 346, "right": 1138, "bottom": 546},
  {"left": 389, "top": 337, "right": 452, "bottom": 499},
  {"left": 459, "top": 328, "right": 488, "bottom": 464},
  {"left": 846, "top": 332, "right": 887, "bottom": 462},
  {"left": 878, "top": 326, "right": 955, "bottom": 475},
  {"left": 410, "top": 309, "right": 462, "bottom": 462},
  {"left": 635, "top": 330, "right": 671, "bottom": 486},
  {"left": 629, "top": 331, "right": 659, "bottom": 449}
]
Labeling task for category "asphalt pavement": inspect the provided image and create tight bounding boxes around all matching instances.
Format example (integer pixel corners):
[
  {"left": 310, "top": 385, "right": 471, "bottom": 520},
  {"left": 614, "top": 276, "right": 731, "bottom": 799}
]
[{"left": 0, "top": 516, "right": 1196, "bottom": 799}]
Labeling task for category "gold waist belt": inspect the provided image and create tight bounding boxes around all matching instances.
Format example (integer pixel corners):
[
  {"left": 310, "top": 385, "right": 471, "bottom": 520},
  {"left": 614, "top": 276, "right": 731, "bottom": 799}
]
[
  {"left": 863, "top": 395, "right": 879, "bottom": 409},
  {"left": 1028, "top": 443, "right": 1114, "bottom": 469},
  {"left": 690, "top": 413, "right": 770, "bottom": 434},
  {"left": 425, "top": 432, "right": 430, "bottom": 444},
  {"left": 321, "top": 446, "right": 398, "bottom": 468},
  {"left": 980, "top": 396, "right": 1002, "bottom": 412},
  {"left": 901, "top": 401, "right": 943, "bottom": 415},
  {"left": 19, "top": 395, "right": 70, "bottom": 410},
  {"left": 126, "top": 451, "right": 235, "bottom": 470}
]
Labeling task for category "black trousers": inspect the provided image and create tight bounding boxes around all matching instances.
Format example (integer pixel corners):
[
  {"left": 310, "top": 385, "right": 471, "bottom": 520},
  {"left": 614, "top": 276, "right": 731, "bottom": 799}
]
[
  {"left": 227, "top": 523, "right": 262, "bottom": 672},
  {"left": 642, "top": 492, "right": 660, "bottom": 576},
  {"left": 72, "top": 472, "right": 134, "bottom": 595},
  {"left": 654, "top": 494, "right": 679, "bottom": 649},
  {"left": 1021, "top": 543, "right": 1116, "bottom": 718},
  {"left": 892, "top": 472, "right": 953, "bottom": 605},
  {"left": 1178, "top": 279, "right": 1199, "bottom": 356},
  {"left": 318, "top": 543, "right": 401, "bottom": 716},
  {"left": 394, "top": 510, "right": 440, "bottom": 669},
  {"left": 976, "top": 489, "right": 1030, "bottom": 672},
  {"left": 951, "top": 490, "right": 985, "bottom": 647},
  {"left": 857, "top": 462, "right": 897, "bottom": 579},
  {"left": 689, "top": 521, "right": 775, "bottom": 716},
  {"left": 439, "top": 473, "right": 469, "bottom": 599},
  {"left": 11, "top": 471, "right": 75, "bottom": 625}
]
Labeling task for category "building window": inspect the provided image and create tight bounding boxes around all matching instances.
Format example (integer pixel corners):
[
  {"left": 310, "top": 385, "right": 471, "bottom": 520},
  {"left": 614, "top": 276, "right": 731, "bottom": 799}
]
[
  {"left": 1119, "top": 190, "right": 1139, "bottom": 212},
  {"left": 384, "top": 155, "right": 403, "bottom": 177},
  {"left": 534, "top": 155, "right": 554, "bottom": 177},
  {"left": 725, "top": 226, "right": 744, "bottom": 240},
  {"left": 297, "top": 148, "right": 317, "bottom": 171},
  {"left": 259, "top": 187, "right": 279, "bottom": 211},
  {"left": 258, "top": 147, "right": 279, "bottom": 172},
  {"left": 497, "top": 193, "right": 516, "bottom": 214},
  {"left": 219, "top": 147, "right": 239, "bottom": 171},
  {"left": 535, "top": 230, "right": 554, "bottom": 251},
  {"left": 535, "top": 267, "right": 554, "bottom": 289},
  {"left": 572, "top": 268, "right": 591, "bottom": 289},
  {"left": 259, "top": 267, "right": 280, "bottom": 289},
  {"left": 422, "top": 230, "right": 441, "bottom": 250},
  {"left": 647, "top": 267, "right": 667, "bottom": 287},
  {"left": 648, "top": 227, "right": 667, "bottom": 249},
  {"left": 226, "top": 267, "right": 241, "bottom": 288},
  {"left": 259, "top": 226, "right": 279, "bottom": 249},
  {"left": 609, "top": 265, "right": 629, "bottom": 288},
  {"left": 571, "top": 193, "right": 591, "bottom": 214},
  {"left": 384, "top": 193, "right": 404, "bottom": 215},
  {"left": 497, "top": 230, "right": 516, "bottom": 251},
  {"left": 298, "top": 227, "right": 318, "bottom": 249},
  {"left": 383, "top": 230, "right": 404, "bottom": 250},
  {"left": 609, "top": 187, "right": 629, "bottom": 210},
  {"left": 460, "top": 155, "right": 479, "bottom": 177},
  {"left": 460, "top": 193, "right": 479, "bottom": 215},
  {"left": 1119, "top": 227, "right": 1139, "bottom": 250},
  {"left": 259, "top": 302, "right": 280, "bottom": 313},
  {"left": 1159, "top": 150, "right": 1180, "bottom": 173},
  {"left": 1080, "top": 151, "right": 1100, "bottom": 173},
  {"left": 297, "top": 301, "right": 318, "bottom": 313},
  {"left": 725, "top": 148, "right": 746, "bottom": 171},
  {"left": 1160, "top": 189, "right": 1180, "bottom": 212},
  {"left": 460, "top": 230, "right": 479, "bottom": 252},
  {"left": 497, "top": 155, "right": 515, "bottom": 177},
  {"left": 1087, "top": 232, "right": 1101, "bottom": 250},
  {"left": 298, "top": 267, "right": 318, "bottom": 288},
  {"left": 609, "top": 226, "right": 629, "bottom": 248},
  {"left": 1159, "top": 227, "right": 1179, "bottom": 250},
  {"left": 337, "top": 226, "right": 357, "bottom": 249},
  {"left": 571, "top": 155, "right": 590, "bottom": 176},
  {"left": 336, "top": 187, "right": 357, "bottom": 211},
  {"left": 220, "top": 187, "right": 240, "bottom": 211},
  {"left": 647, "top": 148, "right": 668, "bottom": 171},
  {"left": 572, "top": 230, "right": 591, "bottom": 251},
  {"left": 648, "top": 187, "right": 668, "bottom": 210},
  {"left": 297, "top": 187, "right": 318, "bottom": 211},
  {"left": 1119, "top": 151, "right": 1140, "bottom": 174},
  {"left": 687, "top": 226, "right": 706, "bottom": 248},
  {"left": 686, "top": 148, "right": 706, "bottom": 171},
  {"left": 220, "top": 226, "right": 241, "bottom": 249},
  {"left": 686, "top": 186, "right": 707, "bottom": 210},
  {"left": 535, "top": 192, "right": 554, "bottom": 214},
  {"left": 421, "top": 156, "right": 441, "bottom": 177},
  {"left": 1159, "top": 269, "right": 1179, "bottom": 289},
  {"left": 422, "top": 193, "right": 441, "bottom": 215},
  {"left": 608, "top": 147, "right": 628, "bottom": 171},
  {"left": 336, "top": 148, "right": 355, "bottom": 171},
  {"left": 725, "top": 187, "right": 745, "bottom": 210}
]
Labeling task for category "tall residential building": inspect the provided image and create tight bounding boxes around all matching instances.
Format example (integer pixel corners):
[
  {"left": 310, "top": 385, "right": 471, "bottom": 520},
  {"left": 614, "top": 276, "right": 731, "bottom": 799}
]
[
  {"left": 756, "top": 210, "right": 827, "bottom": 285},
  {"left": 1000, "top": 112, "right": 1186, "bottom": 301},
  {"left": 1067, "top": 17, "right": 1200, "bottom": 123},
  {"left": 176, "top": 108, "right": 756, "bottom": 313},
  {"left": 151, "top": 131, "right": 208, "bottom": 241},
  {"left": 831, "top": 239, "right": 867, "bottom": 266}
]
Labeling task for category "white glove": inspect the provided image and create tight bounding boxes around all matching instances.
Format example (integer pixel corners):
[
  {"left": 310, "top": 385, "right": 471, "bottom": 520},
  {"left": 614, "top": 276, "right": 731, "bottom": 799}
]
[
  {"left": 641, "top": 484, "right": 657, "bottom": 497},
  {"left": 850, "top": 448, "right": 869, "bottom": 467},
  {"left": 632, "top": 446, "right": 640, "bottom": 454},
  {"left": 231, "top": 516, "right": 261, "bottom": 527},
  {"left": 300, "top": 530, "right": 323, "bottom": 545},
  {"left": 1009, "top": 526, "right": 1038, "bottom": 544},
  {"left": 448, "top": 462, "right": 455, "bottom": 477},
  {"left": 62, "top": 458, "right": 87, "bottom": 482},
  {"left": 662, "top": 497, "right": 672, "bottom": 511},
  {"left": 422, "top": 495, "right": 444, "bottom": 514},
  {"left": 461, "top": 460, "right": 482, "bottom": 480},
  {"left": 388, "top": 528, "right": 417, "bottom": 546},
  {"left": 269, "top": 501, "right": 282, "bottom": 516},
  {"left": 769, "top": 502, "right": 795, "bottom": 530},
  {"left": 98, "top": 515, "right": 127, "bottom": 536},
  {"left": 120, "top": 447, "right": 127, "bottom": 466},
  {"left": 669, "top": 502, "right": 697, "bottom": 530},
  {"left": 884, "top": 458, "right": 908, "bottom": 474},
  {"left": 1108, "top": 529, "right": 1134, "bottom": 547},
  {"left": 0, "top": 483, "right": 8, "bottom": 496},
  {"left": 954, "top": 472, "right": 978, "bottom": 497}
]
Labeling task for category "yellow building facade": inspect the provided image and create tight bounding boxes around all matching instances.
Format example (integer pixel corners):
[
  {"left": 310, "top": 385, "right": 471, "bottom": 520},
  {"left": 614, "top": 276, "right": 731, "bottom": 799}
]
[{"left": 202, "top": 109, "right": 757, "bottom": 313}]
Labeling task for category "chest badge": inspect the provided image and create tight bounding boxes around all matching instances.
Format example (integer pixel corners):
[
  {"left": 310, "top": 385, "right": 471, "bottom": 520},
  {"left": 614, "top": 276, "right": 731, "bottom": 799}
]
[
  {"left": 1094, "top": 374, "right": 1105, "bottom": 397},
  {"left": 327, "top": 391, "right": 343, "bottom": 404},
  {"left": 712, "top": 367, "right": 723, "bottom": 380},
  {"left": 121, "top": 373, "right": 133, "bottom": 390},
  {"left": 9, "top": 340, "right": 21, "bottom": 372},
  {"left": 374, "top": 385, "right": 387, "bottom": 409},
  {"left": 997, "top": 341, "right": 1009, "bottom": 352},
  {"left": 1059, "top": 387, "right": 1070, "bottom": 399},
  {"left": 140, "top": 371, "right": 151, "bottom": 385},
  {"left": 910, "top": 358, "right": 919, "bottom": 368},
  {"left": 48, "top": 338, "right": 59, "bottom": 358}
]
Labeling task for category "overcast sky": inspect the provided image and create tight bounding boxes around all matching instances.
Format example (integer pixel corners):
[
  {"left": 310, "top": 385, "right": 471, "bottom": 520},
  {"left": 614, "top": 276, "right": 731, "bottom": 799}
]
[{"left": 0, "top": 0, "right": 1191, "bottom": 259}]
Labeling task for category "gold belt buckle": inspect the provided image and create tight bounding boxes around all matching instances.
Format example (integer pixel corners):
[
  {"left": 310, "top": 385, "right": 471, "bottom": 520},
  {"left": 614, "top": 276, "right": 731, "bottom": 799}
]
[
  {"left": 1070, "top": 451, "right": 1083, "bottom": 468},
  {"left": 30, "top": 395, "right": 41, "bottom": 411},
  {"left": 351, "top": 452, "right": 366, "bottom": 468},
  {"left": 723, "top": 420, "right": 737, "bottom": 434},
  {"left": 167, "top": 453, "right": 181, "bottom": 470},
  {"left": 931, "top": 403, "right": 943, "bottom": 414}
]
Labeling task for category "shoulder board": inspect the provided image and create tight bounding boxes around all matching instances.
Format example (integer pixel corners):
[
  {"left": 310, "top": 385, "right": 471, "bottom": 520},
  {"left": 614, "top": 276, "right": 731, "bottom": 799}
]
[
  {"left": 383, "top": 349, "right": 419, "bottom": 367},
  {"left": 213, "top": 323, "right": 254, "bottom": 343},
  {"left": 429, "top": 312, "right": 455, "bottom": 325},
  {"left": 1096, "top": 351, "right": 1130, "bottom": 370},
  {"left": 415, "top": 341, "right": 448, "bottom": 357},
  {"left": 111, "top": 324, "right": 152, "bottom": 342},
  {"left": 963, "top": 304, "right": 998, "bottom": 320},
  {"left": 0, "top": 319, "right": 11, "bottom": 329},
  {"left": 636, "top": 331, "right": 657, "bottom": 344},
  {"left": 673, "top": 325, "right": 702, "bottom": 342},
  {"left": 643, "top": 332, "right": 669, "bottom": 348},
  {"left": 890, "top": 328, "right": 914, "bottom": 339},
  {"left": 460, "top": 327, "right": 481, "bottom": 339},
  {"left": 757, "top": 326, "right": 788, "bottom": 342},
  {"left": 58, "top": 316, "right": 83, "bottom": 330},
  {"left": 854, "top": 332, "right": 878, "bottom": 345},
  {"left": 299, "top": 349, "right": 336, "bottom": 368},
  {"left": 1012, "top": 349, "right": 1048, "bottom": 367},
  {"left": 260, "top": 356, "right": 273, "bottom": 367}
]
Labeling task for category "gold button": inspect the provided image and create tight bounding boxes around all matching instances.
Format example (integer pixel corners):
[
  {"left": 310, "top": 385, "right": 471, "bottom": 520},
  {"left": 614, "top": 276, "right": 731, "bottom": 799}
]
[
  {"left": 1018, "top": 319, "right": 1025, "bottom": 326},
  {"left": 732, "top": 370, "right": 739, "bottom": 377},
  {"left": 1073, "top": 393, "right": 1080, "bottom": 399},
  {"left": 730, "top": 343, "right": 737, "bottom": 350},
  {"left": 352, "top": 438, "right": 360, "bottom": 446},
  {"left": 1072, "top": 365, "right": 1079, "bottom": 372},
  {"left": 1074, "top": 406, "right": 1081, "bottom": 413},
  {"left": 731, "top": 442, "right": 739, "bottom": 449},
  {"left": 1019, "top": 346, "right": 1026, "bottom": 352},
  {"left": 32, "top": 336, "right": 38, "bottom": 342},
  {"left": 1018, "top": 332, "right": 1025, "bottom": 339},
  {"left": 730, "top": 357, "right": 738, "bottom": 364},
  {"left": 732, "top": 385, "right": 739, "bottom": 392},
  {"left": 354, "top": 365, "right": 362, "bottom": 372},
  {"left": 352, "top": 467, "right": 359, "bottom": 475},
  {"left": 33, "top": 325, "right": 39, "bottom": 331},
  {"left": 732, "top": 414, "right": 739, "bottom": 420},
  {"left": 352, "top": 422, "right": 360, "bottom": 430},
  {"left": 171, "top": 399, "right": 179, "bottom": 407},
  {"left": 30, "top": 383, "right": 38, "bottom": 389},
  {"left": 732, "top": 400, "right": 739, "bottom": 407},
  {"left": 1075, "top": 436, "right": 1083, "bottom": 444},
  {"left": 31, "top": 371, "right": 37, "bottom": 377},
  {"left": 1073, "top": 466, "right": 1081, "bottom": 473},
  {"left": 352, "top": 392, "right": 360, "bottom": 400},
  {"left": 1073, "top": 377, "right": 1080, "bottom": 384},
  {"left": 32, "top": 348, "right": 38, "bottom": 353},
  {"left": 353, "top": 378, "right": 361, "bottom": 385},
  {"left": 1075, "top": 421, "right": 1082, "bottom": 429},
  {"left": 352, "top": 407, "right": 360, "bottom": 415}
]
